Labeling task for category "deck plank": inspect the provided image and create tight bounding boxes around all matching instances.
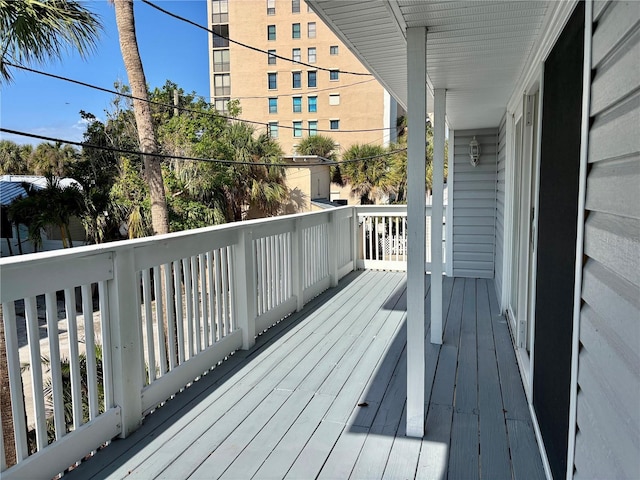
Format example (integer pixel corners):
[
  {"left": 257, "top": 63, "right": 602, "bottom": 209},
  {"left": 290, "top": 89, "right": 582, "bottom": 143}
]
[
  {"left": 507, "top": 418, "right": 546, "bottom": 480},
  {"left": 448, "top": 410, "right": 480, "bottom": 479},
  {"left": 455, "top": 278, "right": 478, "bottom": 414},
  {"left": 415, "top": 403, "right": 453, "bottom": 480}
]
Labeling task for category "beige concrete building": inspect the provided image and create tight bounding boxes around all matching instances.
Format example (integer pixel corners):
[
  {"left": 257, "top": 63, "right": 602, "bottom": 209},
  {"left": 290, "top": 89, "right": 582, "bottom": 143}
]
[{"left": 206, "top": 0, "right": 398, "bottom": 159}]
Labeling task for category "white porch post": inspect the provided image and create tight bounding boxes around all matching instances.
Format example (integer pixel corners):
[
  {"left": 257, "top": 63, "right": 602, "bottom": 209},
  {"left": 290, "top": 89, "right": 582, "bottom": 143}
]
[
  {"left": 406, "top": 26, "right": 427, "bottom": 438},
  {"left": 431, "top": 89, "right": 446, "bottom": 345}
]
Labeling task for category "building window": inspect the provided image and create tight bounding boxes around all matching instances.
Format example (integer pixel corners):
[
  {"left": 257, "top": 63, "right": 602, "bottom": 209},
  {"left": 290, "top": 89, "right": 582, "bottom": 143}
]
[
  {"left": 266, "top": 0, "right": 275, "bottom": 15},
  {"left": 214, "top": 97, "right": 229, "bottom": 113},
  {"left": 292, "top": 0, "right": 300, "bottom": 13},
  {"left": 292, "top": 23, "right": 301, "bottom": 39},
  {"left": 213, "top": 25, "right": 229, "bottom": 48},
  {"left": 330, "top": 45, "right": 339, "bottom": 55},
  {"left": 308, "top": 22, "right": 316, "bottom": 38},
  {"left": 308, "top": 47, "right": 316, "bottom": 63},
  {"left": 307, "top": 70, "right": 317, "bottom": 88},
  {"left": 308, "top": 121, "right": 317, "bottom": 136},
  {"left": 269, "top": 122, "right": 279, "bottom": 138},
  {"left": 293, "top": 121, "right": 303, "bottom": 138},
  {"left": 329, "top": 93, "right": 340, "bottom": 105},
  {"left": 267, "top": 25, "right": 276, "bottom": 40},
  {"left": 213, "top": 49, "right": 230, "bottom": 72},
  {"left": 330, "top": 119, "right": 340, "bottom": 130},
  {"left": 292, "top": 71, "right": 301, "bottom": 88},
  {"left": 268, "top": 72, "right": 277, "bottom": 90},
  {"left": 292, "top": 48, "right": 301, "bottom": 63},
  {"left": 330, "top": 70, "right": 339, "bottom": 81},
  {"left": 269, "top": 97, "right": 278, "bottom": 113},
  {"left": 211, "top": 0, "right": 228, "bottom": 23},
  {"left": 268, "top": 49, "right": 276, "bottom": 64},
  {"left": 214, "top": 74, "right": 230, "bottom": 96},
  {"left": 308, "top": 96, "right": 317, "bottom": 112},
  {"left": 293, "top": 96, "right": 302, "bottom": 113}
]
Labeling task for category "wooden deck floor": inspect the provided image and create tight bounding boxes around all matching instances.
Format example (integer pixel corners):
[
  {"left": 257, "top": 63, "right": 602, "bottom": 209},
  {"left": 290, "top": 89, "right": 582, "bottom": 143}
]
[{"left": 67, "top": 270, "right": 545, "bottom": 480}]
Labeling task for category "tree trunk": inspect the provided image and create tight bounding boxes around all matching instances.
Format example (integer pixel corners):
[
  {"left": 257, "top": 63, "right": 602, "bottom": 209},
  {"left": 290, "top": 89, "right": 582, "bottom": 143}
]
[
  {"left": 114, "top": 0, "right": 169, "bottom": 236},
  {"left": 0, "top": 304, "right": 17, "bottom": 468}
]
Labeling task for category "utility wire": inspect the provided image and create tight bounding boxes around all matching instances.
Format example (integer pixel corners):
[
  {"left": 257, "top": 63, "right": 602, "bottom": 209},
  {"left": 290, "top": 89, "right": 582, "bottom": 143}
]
[
  {"left": 6, "top": 62, "right": 396, "bottom": 133},
  {"left": 141, "top": 0, "right": 372, "bottom": 77},
  {"left": 0, "top": 127, "right": 407, "bottom": 168}
]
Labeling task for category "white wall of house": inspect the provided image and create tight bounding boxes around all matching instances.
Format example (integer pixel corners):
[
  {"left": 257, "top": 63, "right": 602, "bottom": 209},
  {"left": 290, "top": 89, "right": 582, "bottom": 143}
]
[
  {"left": 495, "top": 114, "right": 508, "bottom": 303},
  {"left": 452, "top": 128, "right": 498, "bottom": 279}
]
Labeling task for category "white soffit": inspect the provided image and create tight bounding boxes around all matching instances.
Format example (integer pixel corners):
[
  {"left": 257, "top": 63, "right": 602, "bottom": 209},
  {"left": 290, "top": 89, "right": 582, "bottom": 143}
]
[{"left": 309, "top": 1, "right": 553, "bottom": 130}]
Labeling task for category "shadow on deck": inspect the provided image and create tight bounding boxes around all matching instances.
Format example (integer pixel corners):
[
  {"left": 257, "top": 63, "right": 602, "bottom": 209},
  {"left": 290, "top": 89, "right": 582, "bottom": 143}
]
[{"left": 67, "top": 270, "right": 544, "bottom": 480}]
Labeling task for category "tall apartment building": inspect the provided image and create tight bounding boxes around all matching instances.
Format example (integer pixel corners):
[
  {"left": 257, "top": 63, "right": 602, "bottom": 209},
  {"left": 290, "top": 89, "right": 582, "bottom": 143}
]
[{"left": 206, "top": 0, "right": 398, "bottom": 157}]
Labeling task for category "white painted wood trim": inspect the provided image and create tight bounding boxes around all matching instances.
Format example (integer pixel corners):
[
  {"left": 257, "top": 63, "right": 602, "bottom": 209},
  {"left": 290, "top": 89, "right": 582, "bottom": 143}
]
[
  {"left": 446, "top": 129, "right": 454, "bottom": 278},
  {"left": 501, "top": 114, "right": 514, "bottom": 313},
  {"left": 529, "top": 403, "right": 554, "bottom": 480},
  {"left": 0, "top": 407, "right": 122, "bottom": 480},
  {"left": 234, "top": 228, "right": 257, "bottom": 350},
  {"left": 255, "top": 297, "right": 298, "bottom": 333},
  {"left": 108, "top": 248, "right": 144, "bottom": 437},
  {"left": 567, "top": 2, "right": 592, "bottom": 478},
  {"left": 141, "top": 330, "right": 243, "bottom": 414},
  {"left": 406, "top": 26, "right": 427, "bottom": 438},
  {"left": 292, "top": 218, "right": 304, "bottom": 312},
  {"left": 431, "top": 88, "right": 446, "bottom": 345}
]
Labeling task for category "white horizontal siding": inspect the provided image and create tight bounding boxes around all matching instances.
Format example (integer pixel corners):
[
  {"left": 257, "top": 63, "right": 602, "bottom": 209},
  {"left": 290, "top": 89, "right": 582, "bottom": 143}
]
[
  {"left": 452, "top": 128, "right": 498, "bottom": 279},
  {"left": 574, "top": 2, "right": 640, "bottom": 478}
]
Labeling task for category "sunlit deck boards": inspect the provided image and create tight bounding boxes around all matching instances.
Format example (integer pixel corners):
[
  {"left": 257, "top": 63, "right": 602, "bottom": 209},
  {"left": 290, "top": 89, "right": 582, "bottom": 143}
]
[{"left": 67, "top": 270, "right": 545, "bottom": 480}]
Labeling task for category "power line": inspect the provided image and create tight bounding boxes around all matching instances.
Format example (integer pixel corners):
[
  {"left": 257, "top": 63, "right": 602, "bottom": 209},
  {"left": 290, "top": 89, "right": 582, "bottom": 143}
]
[
  {"left": 0, "top": 127, "right": 407, "bottom": 168},
  {"left": 141, "top": 0, "right": 372, "bottom": 77},
  {"left": 6, "top": 62, "right": 396, "bottom": 134}
]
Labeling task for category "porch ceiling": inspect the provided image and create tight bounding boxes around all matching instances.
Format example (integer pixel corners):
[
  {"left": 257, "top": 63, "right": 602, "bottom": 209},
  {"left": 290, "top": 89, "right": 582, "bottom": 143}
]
[{"left": 308, "top": 1, "right": 554, "bottom": 130}]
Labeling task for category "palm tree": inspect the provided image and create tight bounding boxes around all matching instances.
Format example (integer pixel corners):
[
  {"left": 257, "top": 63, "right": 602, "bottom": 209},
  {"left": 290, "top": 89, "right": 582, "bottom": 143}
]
[
  {"left": 339, "top": 144, "right": 394, "bottom": 205},
  {"left": 294, "top": 135, "right": 338, "bottom": 161},
  {"left": 0, "top": 0, "right": 101, "bottom": 82},
  {"left": 113, "top": 0, "right": 169, "bottom": 236}
]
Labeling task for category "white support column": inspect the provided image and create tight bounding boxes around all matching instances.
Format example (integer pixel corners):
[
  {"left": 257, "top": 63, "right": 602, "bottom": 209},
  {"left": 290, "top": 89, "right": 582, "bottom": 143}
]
[
  {"left": 431, "top": 89, "right": 446, "bottom": 345},
  {"left": 406, "top": 26, "right": 427, "bottom": 438},
  {"left": 445, "top": 129, "right": 454, "bottom": 277}
]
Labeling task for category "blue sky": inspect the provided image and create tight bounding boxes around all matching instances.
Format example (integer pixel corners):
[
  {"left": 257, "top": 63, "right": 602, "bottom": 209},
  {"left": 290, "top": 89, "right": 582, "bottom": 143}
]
[{"left": 1, "top": 1, "right": 211, "bottom": 146}]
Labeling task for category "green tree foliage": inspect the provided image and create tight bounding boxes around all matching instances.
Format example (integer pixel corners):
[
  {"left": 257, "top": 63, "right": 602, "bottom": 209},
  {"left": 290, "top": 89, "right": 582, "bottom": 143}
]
[
  {"left": 339, "top": 144, "right": 394, "bottom": 205},
  {"left": 0, "top": 0, "right": 101, "bottom": 82},
  {"left": 0, "top": 140, "right": 31, "bottom": 174},
  {"left": 294, "top": 135, "right": 338, "bottom": 161}
]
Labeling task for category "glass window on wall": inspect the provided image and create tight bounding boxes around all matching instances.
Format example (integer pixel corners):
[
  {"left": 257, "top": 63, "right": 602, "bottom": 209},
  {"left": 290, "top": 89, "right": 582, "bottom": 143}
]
[
  {"left": 307, "top": 71, "right": 317, "bottom": 88},
  {"left": 292, "top": 71, "right": 301, "bottom": 88},
  {"left": 211, "top": 0, "right": 228, "bottom": 23},
  {"left": 292, "top": 48, "right": 301, "bottom": 63},
  {"left": 330, "top": 70, "right": 339, "bottom": 81},
  {"left": 330, "top": 45, "right": 339, "bottom": 55},
  {"left": 268, "top": 72, "right": 277, "bottom": 89},
  {"left": 292, "top": 23, "right": 301, "bottom": 39},
  {"left": 214, "top": 74, "right": 230, "bottom": 96},
  {"left": 308, "top": 47, "right": 316, "bottom": 63},
  {"left": 213, "top": 25, "right": 229, "bottom": 48},
  {"left": 330, "top": 119, "right": 339, "bottom": 130},
  {"left": 293, "top": 96, "right": 302, "bottom": 113},
  {"left": 308, "top": 121, "right": 317, "bottom": 136},
  {"left": 308, "top": 22, "right": 316, "bottom": 38},
  {"left": 293, "top": 121, "right": 302, "bottom": 138},
  {"left": 214, "top": 97, "right": 229, "bottom": 113},
  {"left": 267, "top": 25, "right": 276, "bottom": 40},
  {"left": 268, "top": 49, "right": 276, "bottom": 65},
  {"left": 213, "top": 49, "right": 230, "bottom": 72},
  {"left": 268, "top": 97, "right": 277, "bottom": 113},
  {"left": 267, "top": 0, "right": 275, "bottom": 15},
  {"left": 308, "top": 96, "right": 317, "bottom": 112},
  {"left": 269, "top": 122, "right": 278, "bottom": 138},
  {"left": 292, "top": 0, "right": 300, "bottom": 13}
]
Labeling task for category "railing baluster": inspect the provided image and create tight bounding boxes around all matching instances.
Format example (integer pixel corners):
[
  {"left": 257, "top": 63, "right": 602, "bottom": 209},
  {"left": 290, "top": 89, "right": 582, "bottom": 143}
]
[
  {"left": 98, "top": 281, "right": 114, "bottom": 408},
  {"left": 207, "top": 252, "right": 215, "bottom": 346},
  {"left": 81, "top": 284, "right": 99, "bottom": 420},
  {"left": 221, "top": 247, "right": 230, "bottom": 336},
  {"left": 2, "top": 301, "right": 29, "bottom": 461},
  {"left": 172, "top": 260, "right": 185, "bottom": 363},
  {"left": 152, "top": 266, "right": 167, "bottom": 375},
  {"left": 163, "top": 263, "right": 176, "bottom": 370},
  {"left": 191, "top": 256, "right": 201, "bottom": 354},
  {"left": 142, "top": 270, "right": 156, "bottom": 382},
  {"left": 26, "top": 295, "right": 47, "bottom": 448},
  {"left": 64, "top": 288, "right": 83, "bottom": 430},
  {"left": 214, "top": 249, "right": 223, "bottom": 339},
  {"left": 199, "top": 254, "right": 209, "bottom": 349},
  {"left": 182, "top": 258, "right": 194, "bottom": 359},
  {"left": 45, "top": 292, "right": 65, "bottom": 440}
]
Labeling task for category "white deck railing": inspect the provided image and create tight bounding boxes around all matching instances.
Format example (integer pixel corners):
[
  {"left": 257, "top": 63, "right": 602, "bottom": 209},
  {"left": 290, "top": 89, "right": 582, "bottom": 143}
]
[{"left": 0, "top": 205, "right": 441, "bottom": 479}]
